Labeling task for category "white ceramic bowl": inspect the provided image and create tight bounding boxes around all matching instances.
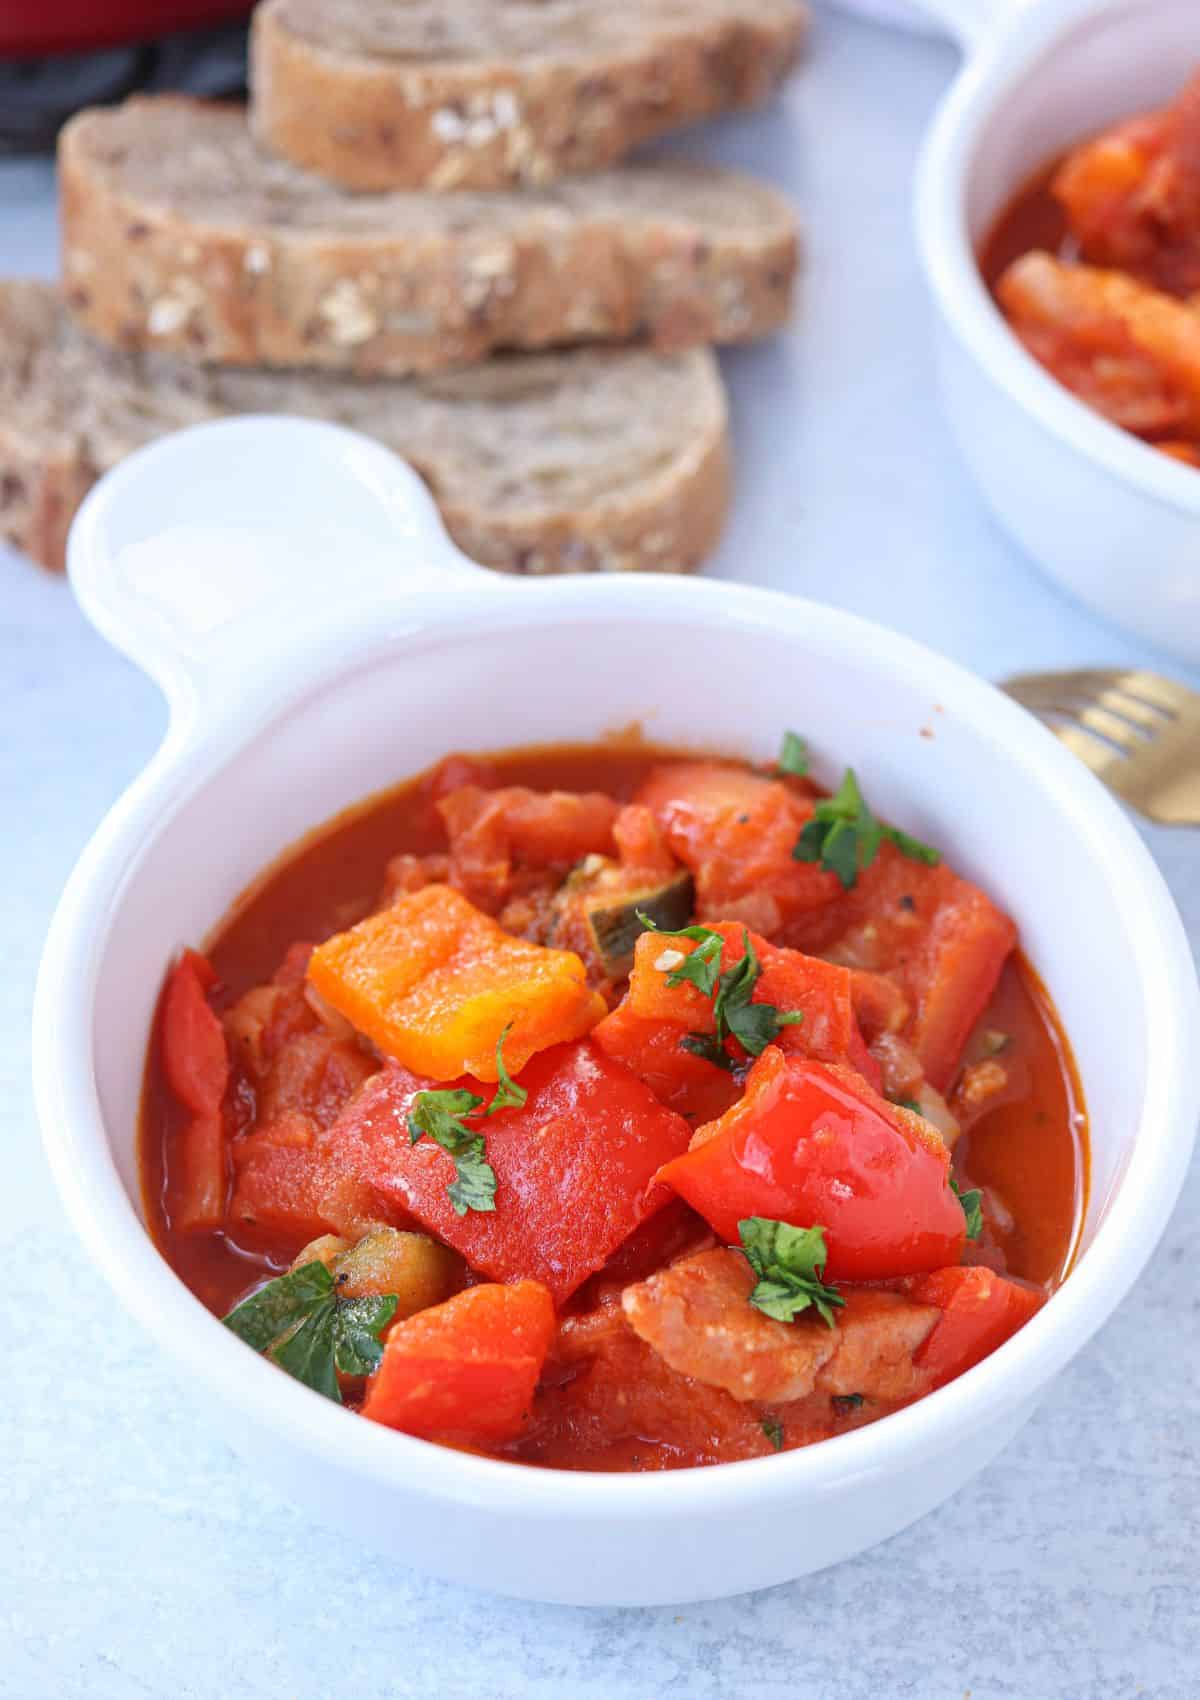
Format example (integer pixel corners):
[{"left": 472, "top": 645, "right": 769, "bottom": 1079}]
[
  {"left": 33, "top": 418, "right": 1200, "bottom": 1605},
  {"left": 916, "top": 0, "right": 1200, "bottom": 665}
]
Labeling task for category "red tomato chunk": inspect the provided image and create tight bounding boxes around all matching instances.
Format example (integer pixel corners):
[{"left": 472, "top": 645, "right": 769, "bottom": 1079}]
[
  {"left": 636, "top": 761, "right": 842, "bottom": 938},
  {"left": 783, "top": 844, "right": 1016, "bottom": 1092}
]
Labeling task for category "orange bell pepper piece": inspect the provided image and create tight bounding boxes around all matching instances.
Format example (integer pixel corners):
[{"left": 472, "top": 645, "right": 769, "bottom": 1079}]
[{"left": 307, "top": 884, "right": 606, "bottom": 1081}]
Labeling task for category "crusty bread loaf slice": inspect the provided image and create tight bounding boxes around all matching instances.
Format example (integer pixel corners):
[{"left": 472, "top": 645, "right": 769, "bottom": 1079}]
[
  {"left": 59, "top": 98, "right": 798, "bottom": 375},
  {"left": 0, "top": 279, "right": 730, "bottom": 576},
  {"left": 251, "top": 0, "right": 808, "bottom": 191}
]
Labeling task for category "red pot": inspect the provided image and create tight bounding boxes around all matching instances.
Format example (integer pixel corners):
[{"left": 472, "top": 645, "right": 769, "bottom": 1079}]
[{"left": 1, "top": 1, "right": 257, "bottom": 58}]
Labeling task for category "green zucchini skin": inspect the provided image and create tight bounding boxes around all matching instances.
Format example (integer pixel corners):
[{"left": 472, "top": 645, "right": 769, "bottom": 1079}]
[{"left": 584, "top": 871, "right": 695, "bottom": 977}]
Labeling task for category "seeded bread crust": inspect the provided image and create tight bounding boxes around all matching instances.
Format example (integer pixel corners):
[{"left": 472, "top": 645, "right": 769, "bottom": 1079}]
[
  {"left": 0, "top": 280, "right": 730, "bottom": 576},
  {"left": 59, "top": 98, "right": 799, "bottom": 375},
  {"left": 251, "top": 0, "right": 808, "bottom": 192}
]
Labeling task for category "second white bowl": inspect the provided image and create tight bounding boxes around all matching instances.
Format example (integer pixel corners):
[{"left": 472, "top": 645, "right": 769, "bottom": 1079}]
[{"left": 916, "top": 0, "right": 1200, "bottom": 665}]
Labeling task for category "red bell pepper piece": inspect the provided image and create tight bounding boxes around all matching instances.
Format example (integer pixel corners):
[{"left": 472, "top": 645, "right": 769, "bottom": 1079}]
[
  {"left": 161, "top": 951, "right": 230, "bottom": 1231},
  {"left": 909, "top": 1265, "right": 1045, "bottom": 1387},
  {"left": 162, "top": 950, "right": 227, "bottom": 1115},
  {"left": 590, "top": 1003, "right": 742, "bottom": 1123},
  {"left": 295, "top": 1040, "right": 693, "bottom": 1304},
  {"left": 655, "top": 1049, "right": 965, "bottom": 1282},
  {"left": 362, "top": 1280, "right": 555, "bottom": 1443}
]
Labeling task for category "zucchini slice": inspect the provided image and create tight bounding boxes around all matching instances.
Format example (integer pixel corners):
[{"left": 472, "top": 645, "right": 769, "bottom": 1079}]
[{"left": 583, "top": 870, "right": 695, "bottom": 978}]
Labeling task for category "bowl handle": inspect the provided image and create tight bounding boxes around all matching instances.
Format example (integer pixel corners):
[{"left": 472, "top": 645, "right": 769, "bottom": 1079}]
[
  {"left": 66, "top": 414, "right": 497, "bottom": 732},
  {"left": 911, "top": 0, "right": 1028, "bottom": 49}
]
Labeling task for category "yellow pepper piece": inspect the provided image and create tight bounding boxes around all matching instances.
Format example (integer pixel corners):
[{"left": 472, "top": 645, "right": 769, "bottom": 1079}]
[{"left": 307, "top": 884, "right": 605, "bottom": 1081}]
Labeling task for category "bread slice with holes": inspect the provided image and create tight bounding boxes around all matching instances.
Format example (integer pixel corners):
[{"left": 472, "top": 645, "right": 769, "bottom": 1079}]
[
  {"left": 0, "top": 279, "right": 730, "bottom": 576},
  {"left": 59, "top": 97, "right": 799, "bottom": 375},
  {"left": 250, "top": 0, "right": 808, "bottom": 191}
]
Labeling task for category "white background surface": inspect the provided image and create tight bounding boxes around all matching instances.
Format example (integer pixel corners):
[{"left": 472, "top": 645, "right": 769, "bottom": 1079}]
[{"left": 2, "top": 6, "right": 1198, "bottom": 1696}]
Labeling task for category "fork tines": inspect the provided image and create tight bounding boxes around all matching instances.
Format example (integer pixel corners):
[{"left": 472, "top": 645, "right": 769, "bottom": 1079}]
[{"left": 1001, "top": 668, "right": 1199, "bottom": 825}]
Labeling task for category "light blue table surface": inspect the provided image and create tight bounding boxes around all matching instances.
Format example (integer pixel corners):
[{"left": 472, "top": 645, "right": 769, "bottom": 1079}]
[{"left": 3, "top": 8, "right": 1198, "bottom": 1697}]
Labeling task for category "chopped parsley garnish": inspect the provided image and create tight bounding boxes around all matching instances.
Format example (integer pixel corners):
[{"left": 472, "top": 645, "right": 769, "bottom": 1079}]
[
  {"left": 407, "top": 1029, "right": 527, "bottom": 1215},
  {"left": 714, "top": 932, "right": 805, "bottom": 1055},
  {"left": 777, "top": 730, "right": 810, "bottom": 777},
  {"left": 792, "top": 766, "right": 940, "bottom": 890},
  {"left": 952, "top": 1179, "right": 984, "bottom": 1241},
  {"left": 895, "top": 1096, "right": 922, "bottom": 1114},
  {"left": 738, "top": 1216, "right": 844, "bottom": 1328},
  {"left": 223, "top": 1262, "right": 397, "bottom": 1402},
  {"left": 639, "top": 917, "right": 804, "bottom": 1065},
  {"left": 408, "top": 1088, "right": 497, "bottom": 1215},
  {"left": 488, "top": 1023, "right": 528, "bottom": 1115},
  {"left": 679, "top": 1032, "right": 736, "bottom": 1072},
  {"left": 832, "top": 1393, "right": 864, "bottom": 1414},
  {"left": 761, "top": 1418, "right": 785, "bottom": 1451}
]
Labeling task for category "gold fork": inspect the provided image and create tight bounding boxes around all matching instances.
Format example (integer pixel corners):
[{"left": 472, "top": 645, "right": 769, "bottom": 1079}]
[{"left": 1001, "top": 668, "right": 1200, "bottom": 826}]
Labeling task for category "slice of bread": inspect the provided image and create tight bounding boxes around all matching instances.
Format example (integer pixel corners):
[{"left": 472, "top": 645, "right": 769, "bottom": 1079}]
[
  {"left": 251, "top": 0, "right": 808, "bottom": 191},
  {"left": 59, "top": 98, "right": 799, "bottom": 375},
  {"left": 0, "top": 280, "right": 730, "bottom": 576}
]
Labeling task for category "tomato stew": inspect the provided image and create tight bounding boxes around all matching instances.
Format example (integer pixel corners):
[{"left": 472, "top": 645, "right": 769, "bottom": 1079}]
[
  {"left": 141, "top": 740, "right": 1087, "bottom": 1472},
  {"left": 982, "top": 69, "right": 1200, "bottom": 469}
]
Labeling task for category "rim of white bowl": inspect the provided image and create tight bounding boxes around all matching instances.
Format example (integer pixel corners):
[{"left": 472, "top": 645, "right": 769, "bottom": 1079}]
[
  {"left": 915, "top": 0, "right": 1200, "bottom": 517},
  {"left": 34, "top": 572, "right": 1200, "bottom": 1520}
]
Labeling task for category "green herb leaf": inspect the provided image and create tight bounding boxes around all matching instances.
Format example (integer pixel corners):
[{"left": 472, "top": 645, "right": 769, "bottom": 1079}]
[
  {"left": 487, "top": 1023, "right": 528, "bottom": 1116},
  {"left": 713, "top": 930, "right": 804, "bottom": 1057},
  {"left": 792, "top": 766, "right": 939, "bottom": 889},
  {"left": 777, "top": 731, "right": 810, "bottom": 778},
  {"left": 408, "top": 1088, "right": 498, "bottom": 1215},
  {"left": 408, "top": 1088, "right": 486, "bottom": 1145},
  {"left": 333, "top": 1294, "right": 398, "bottom": 1376},
  {"left": 223, "top": 1261, "right": 400, "bottom": 1402},
  {"left": 679, "top": 1032, "right": 736, "bottom": 1072},
  {"left": 223, "top": 1261, "right": 335, "bottom": 1352},
  {"left": 738, "top": 1217, "right": 844, "bottom": 1327},
  {"left": 952, "top": 1179, "right": 984, "bottom": 1241},
  {"left": 723, "top": 991, "right": 805, "bottom": 1056},
  {"left": 644, "top": 918, "right": 804, "bottom": 1066},
  {"left": 895, "top": 1096, "right": 922, "bottom": 1114},
  {"left": 761, "top": 1418, "right": 785, "bottom": 1451},
  {"left": 832, "top": 1392, "right": 864, "bottom": 1414},
  {"left": 446, "top": 1140, "right": 499, "bottom": 1216},
  {"left": 271, "top": 1299, "right": 340, "bottom": 1402},
  {"left": 884, "top": 825, "right": 940, "bottom": 866}
]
